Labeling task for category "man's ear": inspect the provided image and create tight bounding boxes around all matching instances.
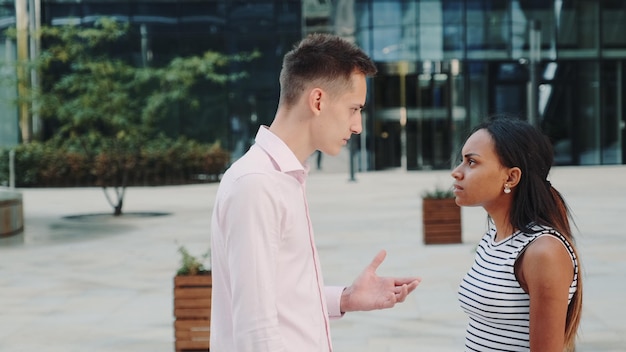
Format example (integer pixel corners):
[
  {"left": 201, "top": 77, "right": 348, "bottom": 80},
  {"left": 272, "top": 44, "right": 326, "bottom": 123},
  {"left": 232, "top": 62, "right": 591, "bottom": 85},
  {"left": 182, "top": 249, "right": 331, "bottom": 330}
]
[
  {"left": 507, "top": 167, "right": 522, "bottom": 188},
  {"left": 308, "top": 88, "right": 323, "bottom": 115}
]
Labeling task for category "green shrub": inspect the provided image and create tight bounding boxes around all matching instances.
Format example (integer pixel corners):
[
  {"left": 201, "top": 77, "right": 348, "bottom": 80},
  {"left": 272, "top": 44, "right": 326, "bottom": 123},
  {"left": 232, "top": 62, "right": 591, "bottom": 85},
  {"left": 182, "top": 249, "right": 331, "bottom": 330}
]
[
  {"left": 176, "top": 245, "right": 211, "bottom": 276},
  {"left": 0, "top": 136, "right": 229, "bottom": 188},
  {"left": 422, "top": 186, "right": 455, "bottom": 199}
]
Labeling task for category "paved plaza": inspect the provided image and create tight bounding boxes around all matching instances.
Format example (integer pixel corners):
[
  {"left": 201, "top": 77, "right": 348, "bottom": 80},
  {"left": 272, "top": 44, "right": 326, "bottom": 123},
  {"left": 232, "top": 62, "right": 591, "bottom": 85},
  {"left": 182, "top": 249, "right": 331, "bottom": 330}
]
[{"left": 1, "top": 158, "right": 625, "bottom": 351}]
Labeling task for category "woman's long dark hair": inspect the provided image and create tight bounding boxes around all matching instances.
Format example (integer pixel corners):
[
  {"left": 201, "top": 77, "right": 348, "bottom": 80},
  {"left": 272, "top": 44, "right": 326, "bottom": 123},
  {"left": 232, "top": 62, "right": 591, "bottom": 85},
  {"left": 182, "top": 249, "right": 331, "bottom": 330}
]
[{"left": 472, "top": 116, "right": 582, "bottom": 351}]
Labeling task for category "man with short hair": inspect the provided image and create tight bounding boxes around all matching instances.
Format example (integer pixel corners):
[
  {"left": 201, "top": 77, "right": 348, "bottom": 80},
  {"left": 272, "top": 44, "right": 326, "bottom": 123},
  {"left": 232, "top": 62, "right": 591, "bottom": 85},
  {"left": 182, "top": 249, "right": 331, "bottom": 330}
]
[{"left": 210, "top": 33, "right": 421, "bottom": 352}]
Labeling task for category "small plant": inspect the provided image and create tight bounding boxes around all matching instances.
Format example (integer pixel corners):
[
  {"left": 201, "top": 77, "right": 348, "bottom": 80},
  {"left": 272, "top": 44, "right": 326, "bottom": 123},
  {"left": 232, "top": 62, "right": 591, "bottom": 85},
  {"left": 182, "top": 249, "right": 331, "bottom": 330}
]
[
  {"left": 176, "top": 245, "right": 211, "bottom": 276},
  {"left": 421, "top": 185, "right": 455, "bottom": 199}
]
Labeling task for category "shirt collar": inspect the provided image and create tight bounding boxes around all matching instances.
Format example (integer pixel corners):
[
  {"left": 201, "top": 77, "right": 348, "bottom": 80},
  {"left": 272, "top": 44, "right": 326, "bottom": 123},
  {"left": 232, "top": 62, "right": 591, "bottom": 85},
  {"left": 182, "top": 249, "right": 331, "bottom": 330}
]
[{"left": 254, "top": 126, "right": 309, "bottom": 181}]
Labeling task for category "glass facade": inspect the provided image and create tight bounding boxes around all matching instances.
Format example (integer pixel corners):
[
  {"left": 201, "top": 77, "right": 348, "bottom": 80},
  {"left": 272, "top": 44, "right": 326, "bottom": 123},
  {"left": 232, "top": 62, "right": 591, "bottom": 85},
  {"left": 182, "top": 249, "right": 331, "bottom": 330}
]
[
  {"left": 0, "top": 1, "right": 18, "bottom": 148},
  {"left": 37, "top": 0, "right": 302, "bottom": 159},
  {"left": 355, "top": 0, "right": 626, "bottom": 169},
  {"left": 2, "top": 0, "right": 625, "bottom": 168}
]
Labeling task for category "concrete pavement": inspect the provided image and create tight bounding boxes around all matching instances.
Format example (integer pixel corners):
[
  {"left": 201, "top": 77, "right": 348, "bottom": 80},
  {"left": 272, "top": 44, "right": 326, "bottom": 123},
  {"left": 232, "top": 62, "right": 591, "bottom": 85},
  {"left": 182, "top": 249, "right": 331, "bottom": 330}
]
[{"left": 1, "top": 161, "right": 625, "bottom": 351}]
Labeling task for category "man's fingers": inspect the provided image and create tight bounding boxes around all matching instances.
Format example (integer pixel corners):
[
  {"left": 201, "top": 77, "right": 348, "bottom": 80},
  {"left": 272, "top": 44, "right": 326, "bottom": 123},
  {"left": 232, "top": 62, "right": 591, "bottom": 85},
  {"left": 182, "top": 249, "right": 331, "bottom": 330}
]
[
  {"left": 396, "top": 284, "right": 408, "bottom": 302},
  {"left": 392, "top": 284, "right": 409, "bottom": 303},
  {"left": 394, "top": 277, "right": 422, "bottom": 287},
  {"left": 393, "top": 279, "right": 421, "bottom": 297},
  {"left": 407, "top": 278, "right": 421, "bottom": 291},
  {"left": 367, "top": 249, "right": 387, "bottom": 272}
]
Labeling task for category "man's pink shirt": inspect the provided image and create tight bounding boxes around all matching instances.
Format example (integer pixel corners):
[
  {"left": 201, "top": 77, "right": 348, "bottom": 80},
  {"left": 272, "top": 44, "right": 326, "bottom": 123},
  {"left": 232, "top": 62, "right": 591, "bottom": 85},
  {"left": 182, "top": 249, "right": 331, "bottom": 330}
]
[{"left": 210, "top": 126, "right": 344, "bottom": 351}]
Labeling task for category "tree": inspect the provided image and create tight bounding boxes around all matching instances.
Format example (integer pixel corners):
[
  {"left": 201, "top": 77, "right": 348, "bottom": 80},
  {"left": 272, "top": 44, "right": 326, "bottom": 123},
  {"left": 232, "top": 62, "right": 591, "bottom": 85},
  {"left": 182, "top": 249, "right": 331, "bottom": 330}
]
[{"left": 6, "top": 18, "right": 259, "bottom": 215}]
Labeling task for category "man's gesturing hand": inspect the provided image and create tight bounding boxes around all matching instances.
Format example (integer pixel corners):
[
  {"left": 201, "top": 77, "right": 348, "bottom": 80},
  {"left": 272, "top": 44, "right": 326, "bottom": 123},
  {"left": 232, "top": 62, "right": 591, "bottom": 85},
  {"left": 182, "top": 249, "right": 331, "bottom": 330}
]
[{"left": 340, "top": 249, "right": 422, "bottom": 312}]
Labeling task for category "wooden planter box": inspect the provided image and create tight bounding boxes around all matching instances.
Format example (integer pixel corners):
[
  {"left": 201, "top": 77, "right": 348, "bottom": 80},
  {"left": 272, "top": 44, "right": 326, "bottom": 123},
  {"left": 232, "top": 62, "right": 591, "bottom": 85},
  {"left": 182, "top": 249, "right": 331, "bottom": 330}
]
[
  {"left": 0, "top": 191, "right": 24, "bottom": 237},
  {"left": 422, "top": 198, "right": 462, "bottom": 244},
  {"left": 174, "top": 274, "right": 212, "bottom": 351}
]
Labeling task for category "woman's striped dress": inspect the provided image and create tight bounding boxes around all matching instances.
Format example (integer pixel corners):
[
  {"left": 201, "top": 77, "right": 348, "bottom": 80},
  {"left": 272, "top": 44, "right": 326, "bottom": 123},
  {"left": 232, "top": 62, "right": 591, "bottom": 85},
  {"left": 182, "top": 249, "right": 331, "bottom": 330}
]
[{"left": 458, "top": 223, "right": 578, "bottom": 351}]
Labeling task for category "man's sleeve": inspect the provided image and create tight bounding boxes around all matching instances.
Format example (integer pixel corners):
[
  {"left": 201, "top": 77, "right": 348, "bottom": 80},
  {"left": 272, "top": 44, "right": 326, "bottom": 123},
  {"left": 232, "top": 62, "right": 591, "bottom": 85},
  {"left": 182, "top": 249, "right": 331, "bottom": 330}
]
[
  {"left": 221, "top": 173, "right": 286, "bottom": 351},
  {"left": 325, "top": 286, "right": 346, "bottom": 319}
]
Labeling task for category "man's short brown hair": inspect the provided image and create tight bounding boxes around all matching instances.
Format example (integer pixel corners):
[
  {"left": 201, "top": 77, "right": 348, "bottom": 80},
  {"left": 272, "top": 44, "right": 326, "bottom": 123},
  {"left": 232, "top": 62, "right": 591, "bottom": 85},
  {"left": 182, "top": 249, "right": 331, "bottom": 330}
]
[{"left": 278, "top": 33, "right": 377, "bottom": 107}]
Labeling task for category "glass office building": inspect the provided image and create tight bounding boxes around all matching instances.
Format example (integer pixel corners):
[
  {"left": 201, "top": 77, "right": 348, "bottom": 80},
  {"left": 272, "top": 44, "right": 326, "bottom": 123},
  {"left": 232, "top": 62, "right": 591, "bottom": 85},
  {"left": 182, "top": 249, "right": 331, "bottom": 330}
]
[
  {"left": 355, "top": 0, "right": 626, "bottom": 170},
  {"left": 0, "top": 2, "right": 19, "bottom": 148},
  {"left": 1, "top": 0, "right": 625, "bottom": 169},
  {"left": 0, "top": 0, "right": 303, "bottom": 158}
]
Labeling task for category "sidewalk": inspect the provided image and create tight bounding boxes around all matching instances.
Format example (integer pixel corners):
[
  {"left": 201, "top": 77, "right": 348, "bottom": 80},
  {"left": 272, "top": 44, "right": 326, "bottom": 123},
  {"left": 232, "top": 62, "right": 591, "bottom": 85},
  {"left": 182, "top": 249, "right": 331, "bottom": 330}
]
[{"left": 0, "top": 164, "right": 625, "bottom": 351}]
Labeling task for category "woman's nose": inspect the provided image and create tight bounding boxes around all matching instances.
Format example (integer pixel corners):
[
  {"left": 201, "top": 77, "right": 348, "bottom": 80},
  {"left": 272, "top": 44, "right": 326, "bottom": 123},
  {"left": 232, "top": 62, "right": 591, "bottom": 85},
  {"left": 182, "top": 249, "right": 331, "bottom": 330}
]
[{"left": 451, "top": 165, "right": 462, "bottom": 179}]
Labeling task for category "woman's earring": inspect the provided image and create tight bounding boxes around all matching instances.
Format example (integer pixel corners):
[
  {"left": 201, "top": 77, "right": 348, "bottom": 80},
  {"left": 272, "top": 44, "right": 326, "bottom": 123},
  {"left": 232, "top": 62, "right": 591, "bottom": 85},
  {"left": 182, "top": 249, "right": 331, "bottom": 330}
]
[{"left": 504, "top": 184, "right": 511, "bottom": 194}]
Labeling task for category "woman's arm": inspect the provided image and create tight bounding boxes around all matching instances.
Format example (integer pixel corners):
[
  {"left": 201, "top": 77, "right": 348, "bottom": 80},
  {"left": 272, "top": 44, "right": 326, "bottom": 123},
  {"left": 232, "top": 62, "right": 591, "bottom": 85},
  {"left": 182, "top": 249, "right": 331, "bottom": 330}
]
[{"left": 517, "top": 235, "right": 575, "bottom": 352}]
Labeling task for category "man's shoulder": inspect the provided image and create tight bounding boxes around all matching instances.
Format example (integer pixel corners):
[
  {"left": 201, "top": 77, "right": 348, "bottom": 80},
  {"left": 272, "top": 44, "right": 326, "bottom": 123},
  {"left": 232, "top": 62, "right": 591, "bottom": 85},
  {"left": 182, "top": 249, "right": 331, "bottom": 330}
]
[
  {"left": 219, "top": 147, "right": 281, "bottom": 191},
  {"left": 223, "top": 147, "right": 274, "bottom": 178}
]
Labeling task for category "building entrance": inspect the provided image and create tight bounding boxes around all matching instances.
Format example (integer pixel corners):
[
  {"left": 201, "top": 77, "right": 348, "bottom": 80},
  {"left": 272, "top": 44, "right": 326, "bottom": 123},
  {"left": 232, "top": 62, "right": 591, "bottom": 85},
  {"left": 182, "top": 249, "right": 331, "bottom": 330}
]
[{"left": 371, "top": 61, "right": 463, "bottom": 170}]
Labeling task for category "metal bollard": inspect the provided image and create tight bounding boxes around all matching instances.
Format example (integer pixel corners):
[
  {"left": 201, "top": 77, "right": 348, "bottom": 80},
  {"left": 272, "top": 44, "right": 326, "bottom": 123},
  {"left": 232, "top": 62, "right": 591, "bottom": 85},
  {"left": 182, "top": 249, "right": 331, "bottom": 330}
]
[{"left": 9, "top": 149, "right": 15, "bottom": 189}]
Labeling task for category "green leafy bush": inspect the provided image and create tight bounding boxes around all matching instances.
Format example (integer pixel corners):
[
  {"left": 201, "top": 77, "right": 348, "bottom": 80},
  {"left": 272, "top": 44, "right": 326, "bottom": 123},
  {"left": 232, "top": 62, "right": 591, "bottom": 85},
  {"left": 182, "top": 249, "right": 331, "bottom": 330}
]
[
  {"left": 0, "top": 135, "right": 229, "bottom": 187},
  {"left": 176, "top": 245, "right": 211, "bottom": 276},
  {"left": 422, "top": 186, "right": 455, "bottom": 199}
]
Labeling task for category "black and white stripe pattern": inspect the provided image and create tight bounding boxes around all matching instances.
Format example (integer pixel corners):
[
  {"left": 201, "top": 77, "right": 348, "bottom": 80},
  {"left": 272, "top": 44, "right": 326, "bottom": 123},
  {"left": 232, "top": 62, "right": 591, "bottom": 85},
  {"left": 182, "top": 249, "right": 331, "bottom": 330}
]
[{"left": 458, "top": 222, "right": 579, "bottom": 351}]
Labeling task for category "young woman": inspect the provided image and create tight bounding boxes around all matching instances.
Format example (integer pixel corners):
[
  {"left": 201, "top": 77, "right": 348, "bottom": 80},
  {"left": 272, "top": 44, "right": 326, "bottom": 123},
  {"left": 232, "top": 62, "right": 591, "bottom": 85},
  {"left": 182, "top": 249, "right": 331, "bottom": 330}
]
[{"left": 452, "top": 117, "right": 582, "bottom": 352}]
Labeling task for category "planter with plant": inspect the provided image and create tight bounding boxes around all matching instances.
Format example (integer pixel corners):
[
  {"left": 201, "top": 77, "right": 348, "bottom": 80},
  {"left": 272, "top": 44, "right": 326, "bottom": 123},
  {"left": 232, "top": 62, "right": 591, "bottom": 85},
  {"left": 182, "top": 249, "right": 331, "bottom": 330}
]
[
  {"left": 421, "top": 186, "right": 462, "bottom": 244},
  {"left": 173, "top": 246, "right": 211, "bottom": 352}
]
